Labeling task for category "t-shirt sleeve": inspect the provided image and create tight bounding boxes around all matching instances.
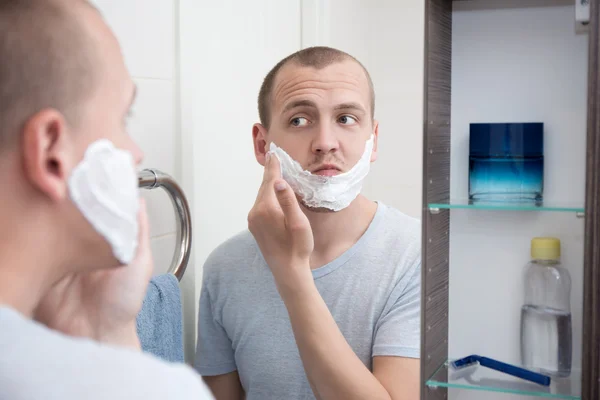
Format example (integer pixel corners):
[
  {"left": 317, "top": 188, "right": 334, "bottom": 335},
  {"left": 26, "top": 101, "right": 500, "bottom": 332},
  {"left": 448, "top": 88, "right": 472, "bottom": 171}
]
[
  {"left": 372, "top": 259, "right": 421, "bottom": 359},
  {"left": 194, "top": 277, "right": 237, "bottom": 376}
]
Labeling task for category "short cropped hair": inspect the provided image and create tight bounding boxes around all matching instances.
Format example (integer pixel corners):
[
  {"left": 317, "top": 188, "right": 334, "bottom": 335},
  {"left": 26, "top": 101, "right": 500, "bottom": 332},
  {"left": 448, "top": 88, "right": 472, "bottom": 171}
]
[
  {"left": 258, "top": 46, "right": 375, "bottom": 129},
  {"left": 0, "top": 0, "right": 98, "bottom": 148}
]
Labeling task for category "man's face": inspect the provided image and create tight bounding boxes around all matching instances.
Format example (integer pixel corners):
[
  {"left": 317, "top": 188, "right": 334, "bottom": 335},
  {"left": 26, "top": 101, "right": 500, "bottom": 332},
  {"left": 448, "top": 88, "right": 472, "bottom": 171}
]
[{"left": 254, "top": 60, "right": 378, "bottom": 178}]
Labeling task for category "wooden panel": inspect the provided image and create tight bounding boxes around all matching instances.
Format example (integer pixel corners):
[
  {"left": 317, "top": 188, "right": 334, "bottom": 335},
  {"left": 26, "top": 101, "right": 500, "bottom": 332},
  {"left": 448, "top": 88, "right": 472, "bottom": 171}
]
[
  {"left": 423, "top": 386, "right": 448, "bottom": 400},
  {"left": 582, "top": 0, "right": 600, "bottom": 398},
  {"left": 426, "top": 0, "right": 452, "bottom": 122},
  {"left": 426, "top": 123, "right": 451, "bottom": 203},
  {"left": 423, "top": 211, "right": 450, "bottom": 380},
  {"left": 424, "top": 0, "right": 452, "bottom": 204},
  {"left": 421, "top": 0, "right": 452, "bottom": 399},
  {"left": 426, "top": 155, "right": 450, "bottom": 202}
]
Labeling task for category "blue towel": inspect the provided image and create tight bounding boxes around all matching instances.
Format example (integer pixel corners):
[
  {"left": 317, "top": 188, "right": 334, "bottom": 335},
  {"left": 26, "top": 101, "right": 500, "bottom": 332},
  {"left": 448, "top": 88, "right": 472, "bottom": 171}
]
[{"left": 136, "top": 273, "right": 184, "bottom": 363}]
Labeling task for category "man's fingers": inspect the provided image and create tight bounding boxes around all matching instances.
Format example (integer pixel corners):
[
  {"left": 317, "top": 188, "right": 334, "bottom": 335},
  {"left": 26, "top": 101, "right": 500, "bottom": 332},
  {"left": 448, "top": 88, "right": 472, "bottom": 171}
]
[
  {"left": 274, "top": 179, "right": 306, "bottom": 230},
  {"left": 262, "top": 152, "right": 282, "bottom": 184},
  {"left": 256, "top": 152, "right": 282, "bottom": 203}
]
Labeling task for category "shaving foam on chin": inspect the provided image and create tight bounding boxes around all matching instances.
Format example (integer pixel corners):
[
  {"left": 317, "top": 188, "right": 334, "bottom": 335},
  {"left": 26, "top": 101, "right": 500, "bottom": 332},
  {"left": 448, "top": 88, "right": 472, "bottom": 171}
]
[
  {"left": 268, "top": 134, "right": 374, "bottom": 211},
  {"left": 67, "top": 139, "right": 140, "bottom": 264}
]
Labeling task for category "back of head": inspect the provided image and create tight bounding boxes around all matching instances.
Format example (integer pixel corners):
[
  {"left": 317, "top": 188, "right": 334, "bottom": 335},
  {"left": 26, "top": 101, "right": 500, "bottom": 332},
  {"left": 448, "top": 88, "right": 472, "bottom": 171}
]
[
  {"left": 0, "top": 0, "right": 98, "bottom": 150},
  {"left": 258, "top": 46, "right": 375, "bottom": 129},
  {"left": 0, "top": 0, "right": 143, "bottom": 272}
]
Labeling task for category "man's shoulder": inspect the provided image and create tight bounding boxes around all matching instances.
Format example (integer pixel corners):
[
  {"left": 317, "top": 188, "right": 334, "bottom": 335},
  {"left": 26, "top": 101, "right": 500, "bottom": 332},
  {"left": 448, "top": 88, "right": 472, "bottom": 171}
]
[
  {"left": 0, "top": 307, "right": 214, "bottom": 400},
  {"left": 202, "top": 229, "right": 260, "bottom": 274},
  {"left": 379, "top": 203, "right": 421, "bottom": 236},
  {"left": 376, "top": 203, "right": 421, "bottom": 251},
  {"left": 363, "top": 203, "right": 421, "bottom": 279}
]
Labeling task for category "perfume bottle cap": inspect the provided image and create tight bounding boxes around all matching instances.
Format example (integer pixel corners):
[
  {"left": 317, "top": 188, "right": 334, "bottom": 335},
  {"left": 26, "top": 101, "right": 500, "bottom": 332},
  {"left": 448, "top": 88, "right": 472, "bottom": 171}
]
[{"left": 469, "top": 123, "right": 543, "bottom": 157}]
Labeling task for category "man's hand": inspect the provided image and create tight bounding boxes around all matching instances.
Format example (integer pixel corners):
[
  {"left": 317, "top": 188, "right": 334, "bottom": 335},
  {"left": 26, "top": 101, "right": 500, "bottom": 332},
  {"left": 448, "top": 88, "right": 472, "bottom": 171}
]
[
  {"left": 34, "top": 199, "right": 154, "bottom": 349},
  {"left": 247, "top": 152, "right": 313, "bottom": 288}
]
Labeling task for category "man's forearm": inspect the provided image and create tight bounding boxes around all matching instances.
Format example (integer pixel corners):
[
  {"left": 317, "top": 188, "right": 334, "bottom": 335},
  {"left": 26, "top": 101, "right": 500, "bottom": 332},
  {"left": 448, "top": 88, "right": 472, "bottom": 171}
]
[{"left": 276, "top": 267, "right": 391, "bottom": 400}]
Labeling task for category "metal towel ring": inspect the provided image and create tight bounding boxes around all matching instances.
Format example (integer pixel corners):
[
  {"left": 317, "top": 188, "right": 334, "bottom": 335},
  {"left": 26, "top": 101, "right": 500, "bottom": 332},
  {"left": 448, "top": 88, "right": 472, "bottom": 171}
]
[{"left": 138, "top": 169, "right": 192, "bottom": 281}]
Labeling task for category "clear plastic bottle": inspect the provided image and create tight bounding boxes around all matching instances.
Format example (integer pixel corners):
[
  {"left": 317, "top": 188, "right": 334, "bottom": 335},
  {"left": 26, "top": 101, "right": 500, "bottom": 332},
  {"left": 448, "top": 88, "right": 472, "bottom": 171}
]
[{"left": 520, "top": 237, "right": 572, "bottom": 377}]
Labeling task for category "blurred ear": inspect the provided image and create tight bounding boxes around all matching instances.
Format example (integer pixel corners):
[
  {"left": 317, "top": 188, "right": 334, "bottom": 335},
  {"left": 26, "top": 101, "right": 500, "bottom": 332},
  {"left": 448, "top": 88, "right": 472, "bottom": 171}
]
[
  {"left": 370, "top": 120, "right": 379, "bottom": 162},
  {"left": 21, "top": 109, "right": 75, "bottom": 202},
  {"left": 252, "top": 123, "right": 269, "bottom": 167}
]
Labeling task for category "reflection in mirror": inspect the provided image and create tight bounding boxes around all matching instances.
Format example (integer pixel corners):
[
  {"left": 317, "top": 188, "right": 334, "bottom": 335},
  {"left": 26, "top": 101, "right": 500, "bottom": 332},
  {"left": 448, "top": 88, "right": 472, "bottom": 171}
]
[{"left": 180, "top": 2, "right": 424, "bottom": 399}]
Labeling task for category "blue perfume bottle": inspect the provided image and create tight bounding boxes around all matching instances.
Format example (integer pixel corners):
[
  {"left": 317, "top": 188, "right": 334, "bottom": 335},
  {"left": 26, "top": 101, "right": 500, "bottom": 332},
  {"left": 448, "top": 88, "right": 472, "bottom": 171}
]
[{"left": 469, "top": 123, "right": 543, "bottom": 203}]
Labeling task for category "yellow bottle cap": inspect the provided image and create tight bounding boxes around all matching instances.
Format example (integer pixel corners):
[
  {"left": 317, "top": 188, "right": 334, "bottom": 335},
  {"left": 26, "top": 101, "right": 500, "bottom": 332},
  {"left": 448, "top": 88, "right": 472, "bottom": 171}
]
[{"left": 531, "top": 237, "right": 561, "bottom": 260}]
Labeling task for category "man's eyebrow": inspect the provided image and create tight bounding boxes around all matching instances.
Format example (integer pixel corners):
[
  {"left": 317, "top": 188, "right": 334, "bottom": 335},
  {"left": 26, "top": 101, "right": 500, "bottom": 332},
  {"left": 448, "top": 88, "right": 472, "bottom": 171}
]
[
  {"left": 282, "top": 99, "right": 318, "bottom": 114},
  {"left": 333, "top": 102, "right": 366, "bottom": 114}
]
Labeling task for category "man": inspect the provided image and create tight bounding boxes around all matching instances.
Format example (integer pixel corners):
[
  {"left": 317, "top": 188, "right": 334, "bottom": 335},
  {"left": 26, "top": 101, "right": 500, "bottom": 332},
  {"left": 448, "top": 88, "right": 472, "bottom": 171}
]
[
  {"left": 195, "top": 47, "right": 421, "bottom": 399},
  {"left": 0, "top": 1, "right": 213, "bottom": 398}
]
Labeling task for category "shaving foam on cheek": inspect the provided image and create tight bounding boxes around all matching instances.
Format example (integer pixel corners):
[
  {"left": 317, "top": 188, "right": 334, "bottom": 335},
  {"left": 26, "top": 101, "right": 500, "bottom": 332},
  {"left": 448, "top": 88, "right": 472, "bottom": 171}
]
[
  {"left": 67, "top": 139, "right": 140, "bottom": 264},
  {"left": 268, "top": 134, "right": 374, "bottom": 211}
]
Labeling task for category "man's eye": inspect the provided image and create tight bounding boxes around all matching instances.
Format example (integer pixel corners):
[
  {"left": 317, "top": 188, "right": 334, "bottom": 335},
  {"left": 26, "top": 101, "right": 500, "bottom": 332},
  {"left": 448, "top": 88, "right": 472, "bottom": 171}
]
[
  {"left": 338, "top": 115, "right": 357, "bottom": 125},
  {"left": 291, "top": 117, "right": 309, "bottom": 127}
]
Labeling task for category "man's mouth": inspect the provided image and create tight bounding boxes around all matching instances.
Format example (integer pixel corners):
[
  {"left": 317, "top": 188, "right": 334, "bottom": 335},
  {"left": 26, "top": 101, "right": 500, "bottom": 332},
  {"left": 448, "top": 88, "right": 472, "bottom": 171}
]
[{"left": 312, "top": 164, "right": 342, "bottom": 176}]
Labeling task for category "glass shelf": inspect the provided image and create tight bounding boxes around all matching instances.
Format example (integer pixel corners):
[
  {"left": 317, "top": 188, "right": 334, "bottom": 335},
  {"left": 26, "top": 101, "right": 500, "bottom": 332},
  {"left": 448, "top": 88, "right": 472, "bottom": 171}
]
[
  {"left": 426, "top": 360, "right": 581, "bottom": 399},
  {"left": 428, "top": 199, "right": 584, "bottom": 214}
]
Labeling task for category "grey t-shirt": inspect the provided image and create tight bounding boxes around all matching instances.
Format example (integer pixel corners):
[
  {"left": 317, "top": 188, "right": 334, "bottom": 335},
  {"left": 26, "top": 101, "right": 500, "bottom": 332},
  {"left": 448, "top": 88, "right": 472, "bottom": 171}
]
[
  {"left": 194, "top": 202, "right": 421, "bottom": 400},
  {"left": 0, "top": 306, "right": 214, "bottom": 400}
]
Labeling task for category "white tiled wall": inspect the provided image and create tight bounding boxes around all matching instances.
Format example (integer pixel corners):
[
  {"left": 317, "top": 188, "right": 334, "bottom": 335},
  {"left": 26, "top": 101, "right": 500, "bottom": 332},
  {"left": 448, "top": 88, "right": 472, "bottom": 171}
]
[
  {"left": 128, "top": 79, "right": 178, "bottom": 239},
  {"left": 91, "top": 0, "right": 197, "bottom": 363},
  {"left": 91, "top": 0, "right": 179, "bottom": 271},
  {"left": 93, "top": 0, "right": 175, "bottom": 80}
]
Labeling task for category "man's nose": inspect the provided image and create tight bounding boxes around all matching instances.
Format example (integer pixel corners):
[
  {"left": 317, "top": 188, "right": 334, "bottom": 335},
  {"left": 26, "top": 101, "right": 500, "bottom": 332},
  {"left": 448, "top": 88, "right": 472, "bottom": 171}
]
[{"left": 311, "top": 124, "right": 339, "bottom": 155}]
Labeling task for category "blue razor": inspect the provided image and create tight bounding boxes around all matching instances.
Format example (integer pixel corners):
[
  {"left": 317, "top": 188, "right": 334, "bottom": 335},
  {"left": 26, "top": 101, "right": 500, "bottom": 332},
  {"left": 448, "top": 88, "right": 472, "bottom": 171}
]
[{"left": 451, "top": 355, "right": 551, "bottom": 387}]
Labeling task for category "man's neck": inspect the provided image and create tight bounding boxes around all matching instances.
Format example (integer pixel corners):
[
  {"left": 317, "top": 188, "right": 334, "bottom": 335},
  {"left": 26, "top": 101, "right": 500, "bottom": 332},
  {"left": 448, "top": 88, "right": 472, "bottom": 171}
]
[
  {"left": 0, "top": 218, "right": 64, "bottom": 318},
  {"left": 302, "top": 195, "right": 378, "bottom": 269}
]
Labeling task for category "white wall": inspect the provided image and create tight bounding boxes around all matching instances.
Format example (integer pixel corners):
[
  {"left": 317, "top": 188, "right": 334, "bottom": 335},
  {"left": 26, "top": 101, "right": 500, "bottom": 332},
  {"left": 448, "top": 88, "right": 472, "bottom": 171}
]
[
  {"left": 448, "top": 1, "right": 588, "bottom": 399},
  {"left": 91, "top": 0, "right": 197, "bottom": 363}
]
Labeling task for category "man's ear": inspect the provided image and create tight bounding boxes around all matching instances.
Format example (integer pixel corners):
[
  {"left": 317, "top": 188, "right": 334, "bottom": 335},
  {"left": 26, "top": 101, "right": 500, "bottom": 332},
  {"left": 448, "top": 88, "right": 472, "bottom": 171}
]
[
  {"left": 21, "top": 109, "right": 73, "bottom": 202},
  {"left": 370, "top": 120, "right": 379, "bottom": 162},
  {"left": 252, "top": 123, "right": 269, "bottom": 166}
]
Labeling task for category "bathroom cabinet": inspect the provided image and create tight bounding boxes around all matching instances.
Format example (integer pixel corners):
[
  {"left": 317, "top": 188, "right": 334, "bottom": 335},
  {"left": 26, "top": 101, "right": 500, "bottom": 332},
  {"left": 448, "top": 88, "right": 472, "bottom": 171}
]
[{"left": 420, "top": 0, "right": 599, "bottom": 399}]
